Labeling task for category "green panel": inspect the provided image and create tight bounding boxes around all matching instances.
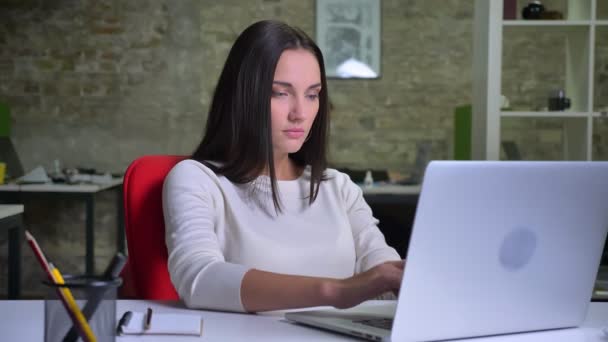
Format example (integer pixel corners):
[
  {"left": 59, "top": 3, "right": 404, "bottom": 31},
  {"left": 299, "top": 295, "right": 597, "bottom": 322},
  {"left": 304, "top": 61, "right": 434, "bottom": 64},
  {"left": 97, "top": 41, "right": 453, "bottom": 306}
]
[
  {"left": 454, "top": 105, "right": 472, "bottom": 160},
  {"left": 0, "top": 102, "right": 10, "bottom": 137}
]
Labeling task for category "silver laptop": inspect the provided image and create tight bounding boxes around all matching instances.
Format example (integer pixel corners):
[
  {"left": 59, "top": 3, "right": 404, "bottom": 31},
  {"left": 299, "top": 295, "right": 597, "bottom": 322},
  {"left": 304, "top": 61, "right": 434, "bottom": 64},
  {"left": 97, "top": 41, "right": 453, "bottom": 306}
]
[{"left": 286, "top": 161, "right": 608, "bottom": 341}]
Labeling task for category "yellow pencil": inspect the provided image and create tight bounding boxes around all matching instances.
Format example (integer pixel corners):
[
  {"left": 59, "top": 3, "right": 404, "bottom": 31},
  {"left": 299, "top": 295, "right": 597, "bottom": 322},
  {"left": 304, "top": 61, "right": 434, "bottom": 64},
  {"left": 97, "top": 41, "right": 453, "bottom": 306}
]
[{"left": 50, "top": 264, "right": 97, "bottom": 342}]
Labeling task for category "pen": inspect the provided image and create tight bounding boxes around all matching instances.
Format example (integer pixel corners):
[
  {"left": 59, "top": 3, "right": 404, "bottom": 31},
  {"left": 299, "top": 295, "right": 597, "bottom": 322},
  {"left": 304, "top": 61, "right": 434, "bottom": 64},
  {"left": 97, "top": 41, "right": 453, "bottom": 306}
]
[
  {"left": 84, "top": 253, "right": 126, "bottom": 319},
  {"left": 144, "top": 307, "right": 153, "bottom": 331},
  {"left": 116, "top": 311, "right": 133, "bottom": 335},
  {"left": 102, "top": 252, "right": 127, "bottom": 279}
]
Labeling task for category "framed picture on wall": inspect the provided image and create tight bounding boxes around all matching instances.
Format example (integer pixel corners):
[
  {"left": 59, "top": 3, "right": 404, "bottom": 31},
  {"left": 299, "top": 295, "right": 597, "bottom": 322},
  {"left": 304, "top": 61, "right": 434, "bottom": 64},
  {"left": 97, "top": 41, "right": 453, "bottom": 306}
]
[{"left": 315, "top": 0, "right": 381, "bottom": 79}]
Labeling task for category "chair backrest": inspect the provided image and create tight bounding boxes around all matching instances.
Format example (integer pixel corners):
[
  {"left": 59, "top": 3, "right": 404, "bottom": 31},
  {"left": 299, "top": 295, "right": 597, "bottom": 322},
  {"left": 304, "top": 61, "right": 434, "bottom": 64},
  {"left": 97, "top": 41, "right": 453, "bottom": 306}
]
[{"left": 123, "top": 155, "right": 186, "bottom": 299}]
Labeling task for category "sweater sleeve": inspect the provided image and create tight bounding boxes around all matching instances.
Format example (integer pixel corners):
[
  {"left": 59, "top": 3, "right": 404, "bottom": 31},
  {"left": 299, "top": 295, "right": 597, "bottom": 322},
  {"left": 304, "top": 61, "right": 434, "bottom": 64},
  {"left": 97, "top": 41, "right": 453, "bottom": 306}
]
[
  {"left": 338, "top": 173, "right": 401, "bottom": 273},
  {"left": 162, "top": 161, "right": 250, "bottom": 312}
]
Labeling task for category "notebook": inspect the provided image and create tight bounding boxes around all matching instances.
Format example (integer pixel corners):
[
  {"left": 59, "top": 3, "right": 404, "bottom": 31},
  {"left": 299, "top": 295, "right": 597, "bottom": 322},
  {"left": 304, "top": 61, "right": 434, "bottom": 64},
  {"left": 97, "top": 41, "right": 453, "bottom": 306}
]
[
  {"left": 286, "top": 161, "right": 608, "bottom": 341},
  {"left": 119, "top": 311, "right": 203, "bottom": 336}
]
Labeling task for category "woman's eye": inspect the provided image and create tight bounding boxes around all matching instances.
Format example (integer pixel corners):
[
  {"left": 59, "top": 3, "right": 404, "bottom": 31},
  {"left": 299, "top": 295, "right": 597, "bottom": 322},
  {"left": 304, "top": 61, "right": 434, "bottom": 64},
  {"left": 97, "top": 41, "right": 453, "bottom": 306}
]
[
  {"left": 306, "top": 94, "right": 319, "bottom": 100},
  {"left": 272, "top": 90, "right": 288, "bottom": 97}
]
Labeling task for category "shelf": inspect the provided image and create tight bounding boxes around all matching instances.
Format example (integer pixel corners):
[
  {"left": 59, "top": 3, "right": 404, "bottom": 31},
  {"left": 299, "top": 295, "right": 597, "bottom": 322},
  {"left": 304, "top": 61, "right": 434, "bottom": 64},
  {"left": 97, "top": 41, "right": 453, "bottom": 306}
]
[
  {"left": 501, "top": 25, "right": 590, "bottom": 113},
  {"left": 501, "top": 111, "right": 589, "bottom": 118},
  {"left": 503, "top": 20, "right": 592, "bottom": 26},
  {"left": 501, "top": 116, "right": 589, "bottom": 161},
  {"left": 473, "top": 0, "right": 597, "bottom": 161},
  {"left": 503, "top": 22, "right": 589, "bottom": 36}
]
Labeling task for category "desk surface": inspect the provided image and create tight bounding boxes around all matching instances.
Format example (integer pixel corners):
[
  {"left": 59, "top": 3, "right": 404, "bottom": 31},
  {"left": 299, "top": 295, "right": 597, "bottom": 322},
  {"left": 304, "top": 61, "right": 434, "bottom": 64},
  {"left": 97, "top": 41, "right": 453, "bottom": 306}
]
[
  {"left": 360, "top": 184, "right": 421, "bottom": 195},
  {"left": 0, "top": 300, "right": 606, "bottom": 341},
  {"left": 0, "top": 180, "right": 410, "bottom": 195},
  {"left": 0, "top": 178, "right": 123, "bottom": 193},
  {"left": 0, "top": 204, "right": 24, "bottom": 219}
]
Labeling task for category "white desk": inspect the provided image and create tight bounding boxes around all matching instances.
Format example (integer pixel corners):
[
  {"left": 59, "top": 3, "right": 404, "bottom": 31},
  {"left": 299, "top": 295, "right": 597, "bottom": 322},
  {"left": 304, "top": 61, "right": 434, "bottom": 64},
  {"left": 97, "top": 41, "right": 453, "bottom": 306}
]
[
  {"left": 0, "top": 300, "right": 606, "bottom": 341},
  {"left": 0, "top": 179, "right": 124, "bottom": 275},
  {"left": 361, "top": 184, "right": 421, "bottom": 196},
  {"left": 0, "top": 204, "right": 24, "bottom": 299},
  {"left": 361, "top": 184, "right": 421, "bottom": 206},
  {"left": 0, "top": 180, "right": 122, "bottom": 193}
]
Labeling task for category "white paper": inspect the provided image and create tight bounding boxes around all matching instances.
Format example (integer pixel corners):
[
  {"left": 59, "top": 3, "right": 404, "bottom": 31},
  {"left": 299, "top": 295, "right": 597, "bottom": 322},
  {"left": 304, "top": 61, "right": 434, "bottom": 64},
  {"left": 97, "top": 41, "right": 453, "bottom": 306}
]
[{"left": 121, "top": 311, "right": 202, "bottom": 336}]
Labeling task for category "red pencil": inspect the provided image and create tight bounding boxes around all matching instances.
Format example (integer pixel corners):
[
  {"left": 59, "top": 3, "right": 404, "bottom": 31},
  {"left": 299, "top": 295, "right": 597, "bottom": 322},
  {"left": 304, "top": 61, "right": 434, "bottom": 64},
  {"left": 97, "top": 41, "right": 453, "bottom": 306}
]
[
  {"left": 24, "top": 230, "right": 54, "bottom": 281},
  {"left": 25, "top": 230, "right": 95, "bottom": 342}
]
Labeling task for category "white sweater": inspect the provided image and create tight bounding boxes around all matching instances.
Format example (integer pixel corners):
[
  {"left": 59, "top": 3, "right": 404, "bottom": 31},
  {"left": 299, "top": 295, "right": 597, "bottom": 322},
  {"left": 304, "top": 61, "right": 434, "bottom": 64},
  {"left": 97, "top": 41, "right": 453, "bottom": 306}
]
[{"left": 162, "top": 159, "right": 400, "bottom": 312}]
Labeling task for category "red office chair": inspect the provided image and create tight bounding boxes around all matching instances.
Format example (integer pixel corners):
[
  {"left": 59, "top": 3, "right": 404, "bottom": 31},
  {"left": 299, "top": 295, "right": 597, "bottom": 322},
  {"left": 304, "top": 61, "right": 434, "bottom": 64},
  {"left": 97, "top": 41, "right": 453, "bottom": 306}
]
[{"left": 121, "top": 155, "right": 187, "bottom": 299}]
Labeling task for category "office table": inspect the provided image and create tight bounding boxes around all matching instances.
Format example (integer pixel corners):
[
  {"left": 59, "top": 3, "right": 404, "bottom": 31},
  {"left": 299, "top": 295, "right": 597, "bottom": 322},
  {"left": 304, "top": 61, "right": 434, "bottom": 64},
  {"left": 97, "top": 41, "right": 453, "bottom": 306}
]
[
  {"left": 0, "top": 300, "right": 606, "bottom": 341},
  {"left": 0, "top": 179, "right": 124, "bottom": 275},
  {"left": 361, "top": 184, "right": 421, "bottom": 205},
  {"left": 0, "top": 204, "right": 24, "bottom": 299}
]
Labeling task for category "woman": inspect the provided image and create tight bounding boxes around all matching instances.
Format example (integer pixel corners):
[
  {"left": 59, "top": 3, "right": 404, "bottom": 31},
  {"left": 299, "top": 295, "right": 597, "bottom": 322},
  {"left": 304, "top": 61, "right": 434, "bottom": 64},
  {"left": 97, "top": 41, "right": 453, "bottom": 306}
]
[{"left": 163, "top": 20, "right": 403, "bottom": 313}]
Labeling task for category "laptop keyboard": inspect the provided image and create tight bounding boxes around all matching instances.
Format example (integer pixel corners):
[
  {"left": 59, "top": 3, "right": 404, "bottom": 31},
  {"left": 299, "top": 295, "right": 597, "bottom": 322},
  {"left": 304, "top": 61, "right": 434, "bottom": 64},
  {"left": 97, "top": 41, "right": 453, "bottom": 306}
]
[{"left": 353, "top": 318, "right": 393, "bottom": 330}]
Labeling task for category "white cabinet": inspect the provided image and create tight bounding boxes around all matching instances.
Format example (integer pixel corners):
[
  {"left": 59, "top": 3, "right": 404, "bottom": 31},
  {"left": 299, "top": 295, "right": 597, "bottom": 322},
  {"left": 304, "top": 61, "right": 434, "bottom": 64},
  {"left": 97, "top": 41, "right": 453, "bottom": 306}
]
[{"left": 472, "top": 0, "right": 608, "bottom": 160}]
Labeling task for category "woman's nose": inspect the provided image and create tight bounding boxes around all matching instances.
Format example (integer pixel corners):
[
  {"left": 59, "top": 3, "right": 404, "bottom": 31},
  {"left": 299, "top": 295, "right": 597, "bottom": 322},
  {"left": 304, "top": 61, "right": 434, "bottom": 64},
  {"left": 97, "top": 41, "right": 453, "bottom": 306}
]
[{"left": 288, "top": 97, "right": 305, "bottom": 121}]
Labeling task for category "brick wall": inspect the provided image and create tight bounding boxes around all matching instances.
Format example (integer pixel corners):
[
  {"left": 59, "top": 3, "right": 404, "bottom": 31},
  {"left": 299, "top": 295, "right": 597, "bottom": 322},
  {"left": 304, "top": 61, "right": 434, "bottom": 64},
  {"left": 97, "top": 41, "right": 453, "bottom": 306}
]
[
  {"left": 0, "top": 0, "right": 606, "bottom": 297},
  {"left": 0, "top": 0, "right": 203, "bottom": 297}
]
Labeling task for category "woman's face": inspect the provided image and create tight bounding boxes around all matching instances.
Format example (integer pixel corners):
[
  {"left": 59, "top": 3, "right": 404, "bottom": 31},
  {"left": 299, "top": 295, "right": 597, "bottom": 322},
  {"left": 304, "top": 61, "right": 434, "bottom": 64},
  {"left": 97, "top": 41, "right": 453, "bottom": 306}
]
[{"left": 270, "top": 48, "right": 321, "bottom": 158}]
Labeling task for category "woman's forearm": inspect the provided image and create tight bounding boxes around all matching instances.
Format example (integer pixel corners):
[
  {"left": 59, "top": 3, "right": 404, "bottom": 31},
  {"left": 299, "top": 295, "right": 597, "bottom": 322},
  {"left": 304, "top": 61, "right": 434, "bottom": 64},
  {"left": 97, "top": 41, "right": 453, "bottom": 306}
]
[
  {"left": 240, "top": 269, "right": 340, "bottom": 312},
  {"left": 240, "top": 260, "right": 404, "bottom": 312}
]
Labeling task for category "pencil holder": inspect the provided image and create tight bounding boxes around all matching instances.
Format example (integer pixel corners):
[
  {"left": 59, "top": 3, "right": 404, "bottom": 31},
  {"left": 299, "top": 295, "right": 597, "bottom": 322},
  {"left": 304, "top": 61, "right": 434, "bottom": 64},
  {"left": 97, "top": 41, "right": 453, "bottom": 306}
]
[{"left": 43, "top": 275, "right": 122, "bottom": 342}]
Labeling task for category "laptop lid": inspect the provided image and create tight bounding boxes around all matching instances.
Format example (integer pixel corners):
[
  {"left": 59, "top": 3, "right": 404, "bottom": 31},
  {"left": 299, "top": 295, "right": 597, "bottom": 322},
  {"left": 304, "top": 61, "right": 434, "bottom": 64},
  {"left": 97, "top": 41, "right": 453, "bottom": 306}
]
[
  {"left": 392, "top": 161, "right": 608, "bottom": 341},
  {"left": 286, "top": 161, "right": 608, "bottom": 341}
]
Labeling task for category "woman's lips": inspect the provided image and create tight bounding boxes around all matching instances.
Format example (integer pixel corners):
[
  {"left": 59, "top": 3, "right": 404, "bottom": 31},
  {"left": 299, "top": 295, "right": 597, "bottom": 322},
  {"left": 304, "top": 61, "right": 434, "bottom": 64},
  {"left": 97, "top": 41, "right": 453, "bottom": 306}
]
[{"left": 284, "top": 129, "right": 305, "bottom": 139}]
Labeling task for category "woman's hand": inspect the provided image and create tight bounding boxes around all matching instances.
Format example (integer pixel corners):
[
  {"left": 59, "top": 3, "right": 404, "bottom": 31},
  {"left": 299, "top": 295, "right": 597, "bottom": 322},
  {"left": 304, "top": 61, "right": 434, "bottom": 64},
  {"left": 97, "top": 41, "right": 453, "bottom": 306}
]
[{"left": 324, "top": 260, "right": 405, "bottom": 309}]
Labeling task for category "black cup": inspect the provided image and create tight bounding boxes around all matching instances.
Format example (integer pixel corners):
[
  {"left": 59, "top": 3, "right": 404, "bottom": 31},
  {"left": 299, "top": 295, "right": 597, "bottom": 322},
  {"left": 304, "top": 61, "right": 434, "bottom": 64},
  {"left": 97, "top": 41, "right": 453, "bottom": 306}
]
[
  {"left": 548, "top": 96, "right": 571, "bottom": 111},
  {"left": 522, "top": 1, "right": 545, "bottom": 19},
  {"left": 43, "top": 275, "right": 122, "bottom": 342}
]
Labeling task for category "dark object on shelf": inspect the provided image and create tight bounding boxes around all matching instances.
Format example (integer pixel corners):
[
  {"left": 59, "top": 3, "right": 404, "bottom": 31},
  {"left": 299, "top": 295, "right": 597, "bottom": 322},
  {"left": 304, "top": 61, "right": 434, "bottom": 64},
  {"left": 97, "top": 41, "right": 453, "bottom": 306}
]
[
  {"left": 501, "top": 141, "right": 522, "bottom": 160},
  {"left": 540, "top": 10, "right": 564, "bottom": 20},
  {"left": 50, "top": 175, "right": 66, "bottom": 183},
  {"left": 77, "top": 167, "right": 97, "bottom": 174},
  {"left": 522, "top": 1, "right": 545, "bottom": 19},
  {"left": 503, "top": 0, "right": 517, "bottom": 20},
  {"left": 548, "top": 90, "right": 571, "bottom": 111}
]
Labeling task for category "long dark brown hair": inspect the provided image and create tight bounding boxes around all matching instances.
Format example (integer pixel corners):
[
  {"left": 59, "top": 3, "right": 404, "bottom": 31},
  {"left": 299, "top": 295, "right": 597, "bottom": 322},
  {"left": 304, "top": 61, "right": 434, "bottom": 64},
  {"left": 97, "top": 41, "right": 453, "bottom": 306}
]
[{"left": 191, "top": 20, "right": 330, "bottom": 213}]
